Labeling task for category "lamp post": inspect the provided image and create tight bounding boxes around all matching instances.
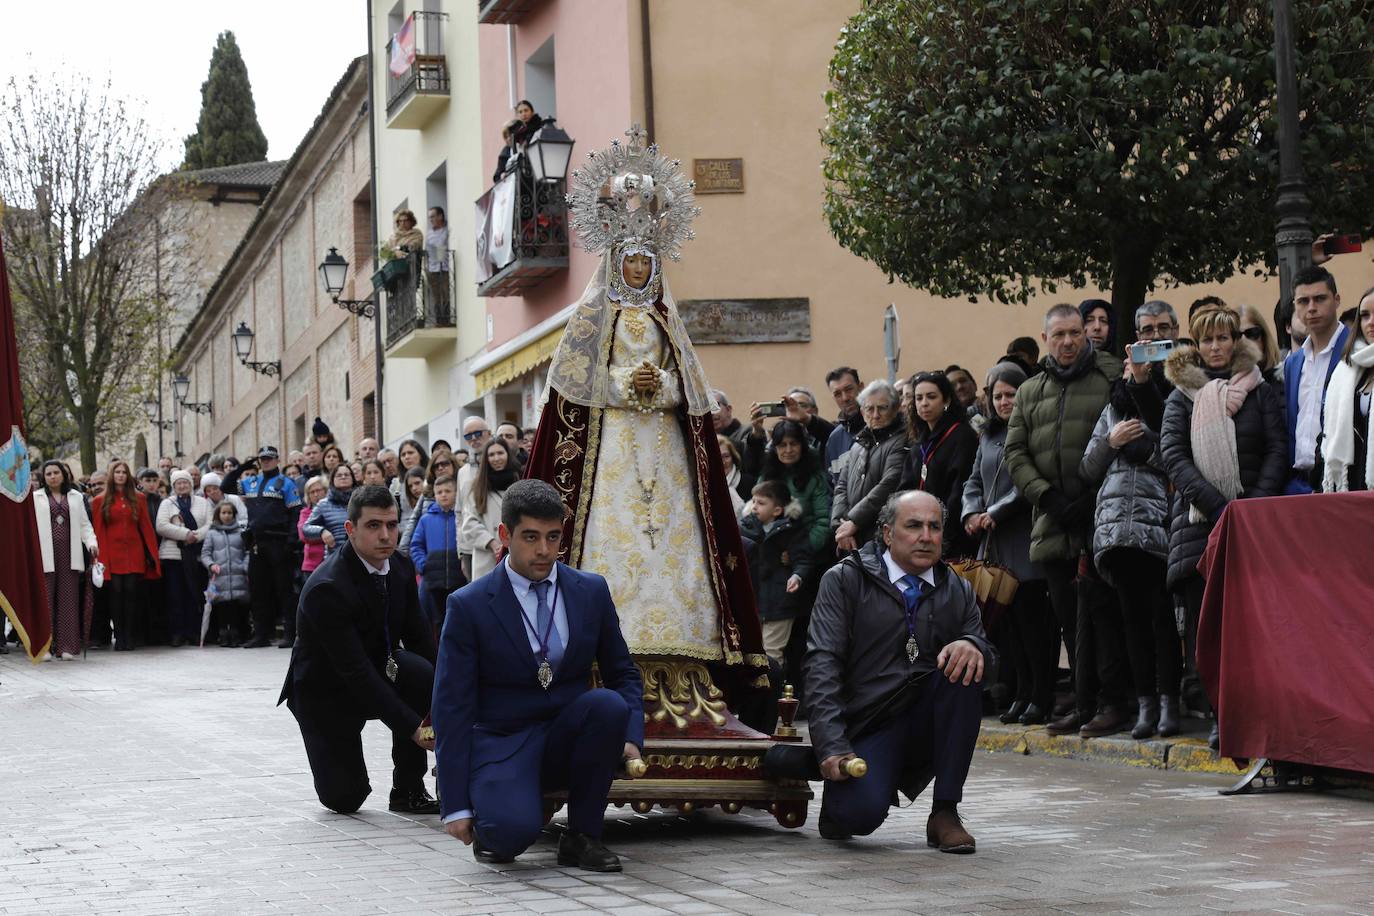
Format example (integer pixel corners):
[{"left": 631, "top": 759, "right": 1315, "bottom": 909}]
[
  {"left": 526, "top": 122, "right": 575, "bottom": 183},
  {"left": 171, "top": 373, "right": 213, "bottom": 415},
  {"left": 1272, "top": 0, "right": 1312, "bottom": 312},
  {"left": 142, "top": 395, "right": 175, "bottom": 432},
  {"left": 317, "top": 247, "right": 384, "bottom": 440},
  {"left": 231, "top": 322, "right": 281, "bottom": 377}
]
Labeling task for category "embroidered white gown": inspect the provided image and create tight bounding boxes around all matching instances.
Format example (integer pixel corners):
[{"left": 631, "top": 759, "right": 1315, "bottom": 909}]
[{"left": 578, "top": 305, "right": 723, "bottom": 661}]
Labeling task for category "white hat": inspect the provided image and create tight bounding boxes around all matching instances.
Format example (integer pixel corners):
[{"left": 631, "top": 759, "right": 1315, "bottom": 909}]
[
  {"left": 201, "top": 472, "right": 223, "bottom": 489},
  {"left": 170, "top": 469, "right": 193, "bottom": 486}
]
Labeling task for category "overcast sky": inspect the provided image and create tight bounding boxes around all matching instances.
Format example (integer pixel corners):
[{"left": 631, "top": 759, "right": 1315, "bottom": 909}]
[{"left": 0, "top": 1, "right": 368, "bottom": 169}]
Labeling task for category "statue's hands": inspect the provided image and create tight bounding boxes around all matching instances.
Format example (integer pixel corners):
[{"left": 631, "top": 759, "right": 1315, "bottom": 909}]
[{"left": 632, "top": 362, "right": 660, "bottom": 397}]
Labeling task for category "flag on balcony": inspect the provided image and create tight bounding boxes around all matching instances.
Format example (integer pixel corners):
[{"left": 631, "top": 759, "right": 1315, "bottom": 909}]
[
  {"left": 389, "top": 14, "right": 416, "bottom": 78},
  {"left": 0, "top": 231, "right": 52, "bottom": 662}
]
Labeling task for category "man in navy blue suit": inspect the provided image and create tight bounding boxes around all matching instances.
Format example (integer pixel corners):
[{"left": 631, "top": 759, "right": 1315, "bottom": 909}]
[{"left": 433, "top": 479, "right": 644, "bottom": 872}]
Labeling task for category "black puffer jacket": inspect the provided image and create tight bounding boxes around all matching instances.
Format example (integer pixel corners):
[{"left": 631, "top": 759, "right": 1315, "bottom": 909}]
[
  {"left": 830, "top": 417, "right": 908, "bottom": 546},
  {"left": 1160, "top": 340, "right": 1289, "bottom": 590},
  {"left": 899, "top": 410, "right": 979, "bottom": 557}
]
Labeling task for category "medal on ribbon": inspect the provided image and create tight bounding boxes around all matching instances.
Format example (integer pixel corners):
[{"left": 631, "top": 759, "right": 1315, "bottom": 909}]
[{"left": 385, "top": 655, "right": 398, "bottom": 682}]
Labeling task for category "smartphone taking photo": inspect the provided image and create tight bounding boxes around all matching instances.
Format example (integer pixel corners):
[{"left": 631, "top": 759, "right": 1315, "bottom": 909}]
[{"left": 1129, "top": 340, "right": 1175, "bottom": 364}]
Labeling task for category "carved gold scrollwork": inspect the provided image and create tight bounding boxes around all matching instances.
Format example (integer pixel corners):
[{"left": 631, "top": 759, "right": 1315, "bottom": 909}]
[
  {"left": 638, "top": 657, "right": 728, "bottom": 729},
  {"left": 644, "top": 754, "right": 762, "bottom": 771}
]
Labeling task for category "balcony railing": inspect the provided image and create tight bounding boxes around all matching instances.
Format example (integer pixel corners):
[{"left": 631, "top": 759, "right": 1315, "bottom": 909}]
[
  {"left": 385, "top": 11, "right": 449, "bottom": 129},
  {"left": 475, "top": 160, "right": 569, "bottom": 297},
  {"left": 477, "top": 0, "right": 541, "bottom": 25},
  {"left": 376, "top": 249, "right": 456, "bottom": 352}
]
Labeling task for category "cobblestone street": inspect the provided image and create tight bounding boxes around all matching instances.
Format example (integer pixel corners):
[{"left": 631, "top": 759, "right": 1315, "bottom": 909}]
[{"left": 3, "top": 647, "right": 1372, "bottom": 915}]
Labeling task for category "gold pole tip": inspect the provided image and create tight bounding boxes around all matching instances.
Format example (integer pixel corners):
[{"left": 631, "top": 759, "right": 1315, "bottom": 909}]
[
  {"left": 625, "top": 758, "right": 648, "bottom": 778},
  {"left": 844, "top": 757, "right": 868, "bottom": 778}
]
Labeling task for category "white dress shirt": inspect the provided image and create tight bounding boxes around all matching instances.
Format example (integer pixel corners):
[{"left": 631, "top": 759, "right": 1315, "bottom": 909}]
[
  {"left": 881, "top": 550, "right": 936, "bottom": 590},
  {"left": 443, "top": 559, "right": 569, "bottom": 825},
  {"left": 1294, "top": 331, "right": 1341, "bottom": 469}
]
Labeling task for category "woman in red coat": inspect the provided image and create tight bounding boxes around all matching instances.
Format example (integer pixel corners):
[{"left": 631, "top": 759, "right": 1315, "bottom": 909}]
[{"left": 91, "top": 459, "right": 161, "bottom": 650}]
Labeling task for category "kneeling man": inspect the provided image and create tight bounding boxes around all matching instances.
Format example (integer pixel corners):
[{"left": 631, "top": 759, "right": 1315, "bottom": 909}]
[
  {"left": 279, "top": 485, "right": 440, "bottom": 815},
  {"left": 433, "top": 479, "right": 643, "bottom": 871},
  {"left": 805, "top": 489, "right": 995, "bottom": 852}
]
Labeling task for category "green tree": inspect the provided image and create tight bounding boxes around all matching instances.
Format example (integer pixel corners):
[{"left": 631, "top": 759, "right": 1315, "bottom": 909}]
[
  {"left": 822, "top": 0, "right": 1374, "bottom": 332},
  {"left": 183, "top": 31, "right": 268, "bottom": 170}
]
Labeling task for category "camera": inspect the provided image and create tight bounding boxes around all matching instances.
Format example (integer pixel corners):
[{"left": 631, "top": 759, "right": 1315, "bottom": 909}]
[{"left": 757, "top": 401, "right": 787, "bottom": 419}]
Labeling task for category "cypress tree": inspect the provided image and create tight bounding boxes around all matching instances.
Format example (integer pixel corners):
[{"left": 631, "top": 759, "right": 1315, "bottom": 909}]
[{"left": 182, "top": 31, "right": 269, "bottom": 170}]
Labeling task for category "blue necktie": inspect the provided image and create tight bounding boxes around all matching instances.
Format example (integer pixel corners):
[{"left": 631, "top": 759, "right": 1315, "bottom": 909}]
[
  {"left": 899, "top": 574, "right": 925, "bottom": 613},
  {"left": 534, "top": 579, "right": 564, "bottom": 670}
]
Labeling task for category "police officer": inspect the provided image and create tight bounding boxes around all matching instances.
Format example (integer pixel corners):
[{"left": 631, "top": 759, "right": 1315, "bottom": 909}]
[{"left": 224, "top": 446, "right": 303, "bottom": 648}]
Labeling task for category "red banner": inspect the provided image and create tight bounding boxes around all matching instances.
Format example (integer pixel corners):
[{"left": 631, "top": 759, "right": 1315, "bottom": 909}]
[{"left": 0, "top": 231, "right": 51, "bottom": 661}]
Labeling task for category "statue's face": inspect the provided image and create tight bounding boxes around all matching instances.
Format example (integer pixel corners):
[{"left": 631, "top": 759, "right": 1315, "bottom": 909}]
[{"left": 622, "top": 254, "right": 653, "bottom": 290}]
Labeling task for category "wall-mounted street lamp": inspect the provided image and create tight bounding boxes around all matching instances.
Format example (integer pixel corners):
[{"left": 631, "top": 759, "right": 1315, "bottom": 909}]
[
  {"left": 170, "top": 373, "right": 213, "bottom": 415},
  {"left": 527, "top": 122, "right": 575, "bottom": 183},
  {"left": 231, "top": 322, "right": 281, "bottom": 377},
  {"left": 142, "top": 395, "right": 175, "bottom": 431},
  {"left": 317, "top": 247, "right": 376, "bottom": 318}
]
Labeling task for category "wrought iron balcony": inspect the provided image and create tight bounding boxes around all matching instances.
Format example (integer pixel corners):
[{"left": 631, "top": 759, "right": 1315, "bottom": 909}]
[
  {"left": 385, "top": 11, "right": 449, "bottom": 129},
  {"left": 376, "top": 249, "right": 456, "bottom": 357},
  {"left": 475, "top": 162, "right": 568, "bottom": 297},
  {"left": 477, "top": 0, "right": 541, "bottom": 25}
]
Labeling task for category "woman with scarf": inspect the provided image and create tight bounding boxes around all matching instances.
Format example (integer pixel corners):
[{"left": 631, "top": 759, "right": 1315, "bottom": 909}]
[
  {"left": 302, "top": 464, "right": 356, "bottom": 558},
  {"left": 1321, "top": 286, "right": 1374, "bottom": 493},
  {"left": 91, "top": 459, "right": 161, "bottom": 650},
  {"left": 1162, "top": 304, "right": 1288, "bottom": 748},
  {"left": 459, "top": 438, "right": 520, "bottom": 579},
  {"left": 901, "top": 370, "right": 979, "bottom": 558},
  {"left": 33, "top": 460, "right": 99, "bottom": 659},
  {"left": 155, "top": 469, "right": 213, "bottom": 647}
]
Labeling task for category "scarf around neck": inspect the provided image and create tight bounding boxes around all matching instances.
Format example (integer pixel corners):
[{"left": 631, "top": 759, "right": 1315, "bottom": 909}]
[
  {"left": 1173, "top": 353, "right": 1262, "bottom": 523},
  {"left": 1321, "top": 341, "right": 1374, "bottom": 492},
  {"left": 1044, "top": 343, "right": 1096, "bottom": 383}
]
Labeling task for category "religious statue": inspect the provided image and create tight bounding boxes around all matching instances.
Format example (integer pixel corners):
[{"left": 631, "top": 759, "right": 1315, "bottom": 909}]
[{"left": 524, "top": 125, "right": 771, "bottom": 728}]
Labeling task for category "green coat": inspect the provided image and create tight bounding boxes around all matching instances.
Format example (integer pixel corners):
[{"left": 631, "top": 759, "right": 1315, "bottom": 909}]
[
  {"left": 1004, "top": 349, "right": 1121, "bottom": 563},
  {"left": 785, "top": 468, "right": 833, "bottom": 554}
]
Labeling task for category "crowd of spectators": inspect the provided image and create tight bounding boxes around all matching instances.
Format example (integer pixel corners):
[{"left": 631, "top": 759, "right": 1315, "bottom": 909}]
[{"left": 13, "top": 261, "right": 1373, "bottom": 758}]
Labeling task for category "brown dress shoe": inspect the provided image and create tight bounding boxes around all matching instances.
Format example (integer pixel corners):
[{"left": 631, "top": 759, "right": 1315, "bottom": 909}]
[
  {"left": 1079, "top": 706, "right": 1131, "bottom": 738},
  {"left": 926, "top": 808, "right": 976, "bottom": 854},
  {"left": 1045, "top": 711, "right": 1082, "bottom": 735}
]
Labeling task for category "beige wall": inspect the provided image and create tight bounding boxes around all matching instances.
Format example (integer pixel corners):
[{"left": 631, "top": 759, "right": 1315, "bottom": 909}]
[
  {"left": 174, "top": 66, "right": 378, "bottom": 463},
  {"left": 648, "top": 0, "right": 1374, "bottom": 411}
]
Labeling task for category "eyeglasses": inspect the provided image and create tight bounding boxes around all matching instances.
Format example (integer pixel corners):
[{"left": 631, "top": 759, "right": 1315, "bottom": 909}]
[
  {"left": 462, "top": 430, "right": 486, "bottom": 441},
  {"left": 1136, "top": 322, "right": 1175, "bottom": 339},
  {"left": 1240, "top": 327, "right": 1265, "bottom": 342},
  {"left": 860, "top": 402, "right": 895, "bottom": 414}
]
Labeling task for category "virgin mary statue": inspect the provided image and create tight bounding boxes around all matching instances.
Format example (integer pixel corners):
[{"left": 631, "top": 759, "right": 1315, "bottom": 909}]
[{"left": 524, "top": 126, "right": 769, "bottom": 727}]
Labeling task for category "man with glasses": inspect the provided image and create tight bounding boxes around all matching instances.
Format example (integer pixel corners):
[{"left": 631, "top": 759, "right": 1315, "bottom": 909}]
[
  {"left": 831, "top": 380, "right": 910, "bottom": 552},
  {"left": 457, "top": 417, "right": 493, "bottom": 579}
]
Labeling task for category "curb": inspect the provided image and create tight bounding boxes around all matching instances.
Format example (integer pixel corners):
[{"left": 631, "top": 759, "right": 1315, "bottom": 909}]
[{"left": 976, "top": 719, "right": 1245, "bottom": 776}]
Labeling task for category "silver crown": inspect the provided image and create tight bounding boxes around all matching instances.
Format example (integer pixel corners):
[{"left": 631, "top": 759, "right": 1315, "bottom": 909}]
[{"left": 566, "top": 124, "right": 701, "bottom": 262}]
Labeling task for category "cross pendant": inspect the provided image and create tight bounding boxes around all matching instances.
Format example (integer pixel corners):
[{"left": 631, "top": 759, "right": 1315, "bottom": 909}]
[{"left": 642, "top": 519, "right": 661, "bottom": 550}]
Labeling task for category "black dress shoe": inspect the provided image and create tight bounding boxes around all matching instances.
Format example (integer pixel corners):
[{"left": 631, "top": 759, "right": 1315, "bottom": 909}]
[
  {"left": 241, "top": 636, "right": 271, "bottom": 648},
  {"left": 388, "top": 788, "right": 440, "bottom": 814},
  {"left": 473, "top": 838, "right": 514, "bottom": 864},
  {"left": 1018, "top": 702, "right": 1048, "bottom": 726},
  {"left": 170, "top": 636, "right": 185, "bottom": 648},
  {"left": 1045, "top": 711, "right": 1082, "bottom": 736},
  {"left": 275, "top": 638, "right": 294, "bottom": 648},
  {"left": 817, "top": 811, "right": 853, "bottom": 840},
  {"left": 557, "top": 831, "right": 622, "bottom": 872},
  {"left": 999, "top": 700, "right": 1030, "bottom": 724}
]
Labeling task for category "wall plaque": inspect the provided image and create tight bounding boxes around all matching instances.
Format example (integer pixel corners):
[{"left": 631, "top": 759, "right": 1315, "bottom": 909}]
[
  {"left": 677, "top": 298, "right": 810, "bottom": 344},
  {"left": 693, "top": 158, "right": 744, "bottom": 194}
]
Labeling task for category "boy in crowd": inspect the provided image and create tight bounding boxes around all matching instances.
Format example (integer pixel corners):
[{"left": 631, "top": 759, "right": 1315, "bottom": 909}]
[
  {"left": 409, "top": 475, "right": 465, "bottom": 634},
  {"left": 740, "top": 480, "right": 812, "bottom": 668}
]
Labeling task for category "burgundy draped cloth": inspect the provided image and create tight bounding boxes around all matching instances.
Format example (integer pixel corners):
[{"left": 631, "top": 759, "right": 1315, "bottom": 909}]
[
  {"left": 524, "top": 303, "right": 768, "bottom": 706},
  {"left": 1197, "top": 492, "right": 1374, "bottom": 773}
]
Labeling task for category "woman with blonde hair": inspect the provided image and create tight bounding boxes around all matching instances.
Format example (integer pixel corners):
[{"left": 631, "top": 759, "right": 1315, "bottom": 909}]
[
  {"left": 1236, "top": 303, "right": 1282, "bottom": 384},
  {"left": 1161, "top": 304, "right": 1288, "bottom": 747}
]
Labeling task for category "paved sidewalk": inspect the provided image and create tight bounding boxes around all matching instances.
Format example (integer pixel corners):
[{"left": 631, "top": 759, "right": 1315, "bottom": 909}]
[{"left": 3, "top": 647, "right": 1373, "bottom": 915}]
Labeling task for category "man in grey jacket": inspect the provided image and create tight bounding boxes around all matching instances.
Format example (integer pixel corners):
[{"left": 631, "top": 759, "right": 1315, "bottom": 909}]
[{"left": 805, "top": 490, "right": 996, "bottom": 853}]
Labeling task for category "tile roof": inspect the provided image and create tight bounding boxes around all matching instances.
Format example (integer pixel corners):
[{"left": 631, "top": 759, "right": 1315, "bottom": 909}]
[{"left": 176, "top": 159, "right": 288, "bottom": 189}]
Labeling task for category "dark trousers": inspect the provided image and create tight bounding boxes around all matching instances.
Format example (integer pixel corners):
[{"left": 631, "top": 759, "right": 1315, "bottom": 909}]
[
  {"left": 1075, "top": 561, "right": 1129, "bottom": 715},
  {"left": 819, "top": 675, "right": 982, "bottom": 837},
  {"left": 163, "top": 559, "right": 203, "bottom": 643},
  {"left": 473, "top": 688, "right": 629, "bottom": 859},
  {"left": 1003, "top": 580, "right": 1058, "bottom": 709},
  {"left": 293, "top": 650, "right": 435, "bottom": 814},
  {"left": 421, "top": 585, "right": 452, "bottom": 634},
  {"left": 1100, "top": 549, "right": 1181, "bottom": 698},
  {"left": 212, "top": 600, "right": 250, "bottom": 643},
  {"left": 1043, "top": 559, "right": 1078, "bottom": 682},
  {"left": 108, "top": 573, "right": 142, "bottom": 649},
  {"left": 249, "top": 536, "right": 295, "bottom": 641},
  {"left": 1176, "top": 574, "right": 1210, "bottom": 714}
]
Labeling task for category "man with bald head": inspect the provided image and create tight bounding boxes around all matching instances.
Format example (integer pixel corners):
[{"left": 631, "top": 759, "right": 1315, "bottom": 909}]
[
  {"left": 357, "top": 438, "right": 380, "bottom": 462},
  {"left": 805, "top": 489, "right": 995, "bottom": 852}
]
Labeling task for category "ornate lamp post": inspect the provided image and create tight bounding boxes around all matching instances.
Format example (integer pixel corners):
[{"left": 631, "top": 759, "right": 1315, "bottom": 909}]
[
  {"left": 231, "top": 322, "right": 281, "bottom": 377},
  {"left": 526, "top": 122, "right": 575, "bottom": 183},
  {"left": 317, "top": 247, "right": 384, "bottom": 439},
  {"left": 171, "top": 373, "right": 213, "bottom": 415},
  {"left": 1273, "top": 0, "right": 1312, "bottom": 311}
]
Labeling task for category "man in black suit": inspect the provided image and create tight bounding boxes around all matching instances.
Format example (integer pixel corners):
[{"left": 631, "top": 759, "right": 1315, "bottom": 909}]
[
  {"left": 805, "top": 489, "right": 996, "bottom": 853},
  {"left": 279, "top": 485, "right": 440, "bottom": 815}
]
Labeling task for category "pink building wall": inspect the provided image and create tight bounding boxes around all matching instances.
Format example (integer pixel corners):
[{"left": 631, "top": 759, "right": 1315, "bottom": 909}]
[{"left": 477, "top": 0, "right": 636, "bottom": 349}]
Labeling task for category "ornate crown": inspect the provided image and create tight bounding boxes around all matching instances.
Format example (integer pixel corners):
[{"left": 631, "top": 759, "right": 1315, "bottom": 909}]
[{"left": 566, "top": 124, "right": 701, "bottom": 262}]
